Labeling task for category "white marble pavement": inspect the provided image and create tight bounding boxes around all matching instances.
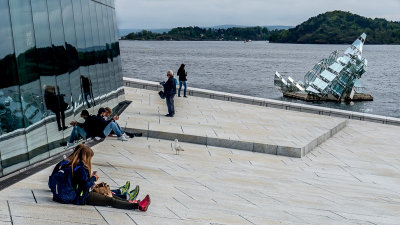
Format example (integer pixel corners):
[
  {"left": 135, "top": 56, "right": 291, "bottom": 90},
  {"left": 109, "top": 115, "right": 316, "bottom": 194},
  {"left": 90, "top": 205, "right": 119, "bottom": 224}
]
[
  {"left": 119, "top": 88, "right": 347, "bottom": 157},
  {"left": 0, "top": 87, "right": 400, "bottom": 224}
]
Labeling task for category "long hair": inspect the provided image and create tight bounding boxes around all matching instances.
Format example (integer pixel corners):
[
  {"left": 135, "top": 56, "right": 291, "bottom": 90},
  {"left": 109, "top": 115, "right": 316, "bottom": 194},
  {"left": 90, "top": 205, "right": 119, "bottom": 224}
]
[
  {"left": 178, "top": 64, "right": 185, "bottom": 74},
  {"left": 67, "top": 144, "right": 94, "bottom": 175}
]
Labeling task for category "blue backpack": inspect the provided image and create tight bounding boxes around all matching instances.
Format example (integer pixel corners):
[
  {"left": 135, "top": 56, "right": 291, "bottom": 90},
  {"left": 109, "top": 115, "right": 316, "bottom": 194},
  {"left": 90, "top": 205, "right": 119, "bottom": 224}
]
[{"left": 48, "top": 160, "right": 80, "bottom": 204}]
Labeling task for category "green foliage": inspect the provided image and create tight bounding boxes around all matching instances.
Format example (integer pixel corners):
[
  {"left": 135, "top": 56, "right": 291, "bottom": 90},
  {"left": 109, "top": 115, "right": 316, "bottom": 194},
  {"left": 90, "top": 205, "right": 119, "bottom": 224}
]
[
  {"left": 122, "top": 26, "right": 274, "bottom": 41},
  {"left": 270, "top": 11, "right": 400, "bottom": 44}
]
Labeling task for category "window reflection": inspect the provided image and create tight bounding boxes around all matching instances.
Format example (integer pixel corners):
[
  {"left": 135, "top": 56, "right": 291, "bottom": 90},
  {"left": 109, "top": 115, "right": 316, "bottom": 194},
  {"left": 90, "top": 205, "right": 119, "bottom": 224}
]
[{"left": 0, "top": 0, "right": 122, "bottom": 176}]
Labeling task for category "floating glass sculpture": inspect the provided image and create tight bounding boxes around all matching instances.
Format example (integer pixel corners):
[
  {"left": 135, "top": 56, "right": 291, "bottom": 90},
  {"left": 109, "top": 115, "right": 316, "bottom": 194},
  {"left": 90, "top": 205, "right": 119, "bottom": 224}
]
[{"left": 274, "top": 33, "right": 373, "bottom": 101}]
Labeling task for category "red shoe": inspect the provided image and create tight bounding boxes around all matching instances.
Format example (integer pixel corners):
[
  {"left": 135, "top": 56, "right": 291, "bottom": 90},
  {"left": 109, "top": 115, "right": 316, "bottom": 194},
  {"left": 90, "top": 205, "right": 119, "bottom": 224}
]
[{"left": 138, "top": 195, "right": 151, "bottom": 211}]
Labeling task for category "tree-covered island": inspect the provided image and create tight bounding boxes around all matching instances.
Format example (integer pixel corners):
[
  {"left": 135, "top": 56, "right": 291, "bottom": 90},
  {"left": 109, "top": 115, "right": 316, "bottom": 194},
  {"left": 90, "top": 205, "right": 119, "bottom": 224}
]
[{"left": 122, "top": 11, "right": 400, "bottom": 44}]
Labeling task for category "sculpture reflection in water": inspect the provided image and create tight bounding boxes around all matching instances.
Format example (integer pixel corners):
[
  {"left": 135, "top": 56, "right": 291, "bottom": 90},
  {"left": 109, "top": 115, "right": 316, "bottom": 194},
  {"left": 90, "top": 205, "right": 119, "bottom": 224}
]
[
  {"left": 44, "top": 85, "right": 69, "bottom": 131},
  {"left": 274, "top": 33, "right": 373, "bottom": 102},
  {"left": 80, "top": 75, "right": 95, "bottom": 108}
]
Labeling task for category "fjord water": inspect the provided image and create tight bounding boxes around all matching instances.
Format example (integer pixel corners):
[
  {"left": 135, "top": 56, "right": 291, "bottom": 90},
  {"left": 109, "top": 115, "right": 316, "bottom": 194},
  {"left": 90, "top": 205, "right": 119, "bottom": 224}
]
[{"left": 120, "top": 40, "right": 400, "bottom": 118}]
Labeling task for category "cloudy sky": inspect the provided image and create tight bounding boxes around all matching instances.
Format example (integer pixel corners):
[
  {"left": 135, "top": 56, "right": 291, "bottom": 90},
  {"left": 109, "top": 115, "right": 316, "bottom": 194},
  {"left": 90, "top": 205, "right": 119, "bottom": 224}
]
[{"left": 115, "top": 0, "right": 400, "bottom": 29}]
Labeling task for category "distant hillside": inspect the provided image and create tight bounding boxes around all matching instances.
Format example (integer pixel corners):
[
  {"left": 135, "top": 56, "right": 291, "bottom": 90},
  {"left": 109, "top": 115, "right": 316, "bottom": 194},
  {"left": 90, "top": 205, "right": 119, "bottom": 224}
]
[
  {"left": 121, "top": 26, "right": 278, "bottom": 41},
  {"left": 119, "top": 28, "right": 171, "bottom": 37},
  {"left": 269, "top": 11, "right": 400, "bottom": 44},
  {"left": 120, "top": 25, "right": 293, "bottom": 39}
]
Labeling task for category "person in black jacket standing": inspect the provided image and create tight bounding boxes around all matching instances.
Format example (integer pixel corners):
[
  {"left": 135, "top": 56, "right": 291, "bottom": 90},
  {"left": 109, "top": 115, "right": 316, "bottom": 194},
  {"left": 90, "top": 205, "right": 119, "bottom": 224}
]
[
  {"left": 177, "top": 64, "right": 187, "bottom": 97},
  {"left": 161, "top": 70, "right": 177, "bottom": 117}
]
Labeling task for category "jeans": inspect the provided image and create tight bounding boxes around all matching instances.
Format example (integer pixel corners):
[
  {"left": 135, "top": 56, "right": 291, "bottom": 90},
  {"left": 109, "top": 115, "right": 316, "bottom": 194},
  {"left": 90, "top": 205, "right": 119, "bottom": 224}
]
[
  {"left": 103, "top": 122, "right": 122, "bottom": 137},
  {"left": 178, "top": 81, "right": 187, "bottom": 97},
  {"left": 166, "top": 95, "right": 175, "bottom": 116},
  {"left": 68, "top": 126, "right": 86, "bottom": 143},
  {"left": 86, "top": 191, "right": 138, "bottom": 210},
  {"left": 108, "top": 122, "right": 125, "bottom": 136}
]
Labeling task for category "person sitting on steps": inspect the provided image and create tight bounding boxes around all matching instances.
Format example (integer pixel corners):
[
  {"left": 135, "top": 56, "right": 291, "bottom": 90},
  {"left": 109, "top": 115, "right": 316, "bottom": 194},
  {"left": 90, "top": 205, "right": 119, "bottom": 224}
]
[
  {"left": 67, "top": 144, "right": 151, "bottom": 211},
  {"left": 50, "top": 148, "right": 140, "bottom": 202},
  {"left": 92, "top": 108, "right": 128, "bottom": 142},
  {"left": 104, "top": 107, "right": 143, "bottom": 138}
]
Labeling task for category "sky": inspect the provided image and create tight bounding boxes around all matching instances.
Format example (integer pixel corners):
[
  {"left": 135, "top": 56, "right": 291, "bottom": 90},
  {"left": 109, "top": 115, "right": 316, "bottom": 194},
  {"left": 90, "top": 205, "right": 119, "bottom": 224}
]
[{"left": 115, "top": 0, "right": 400, "bottom": 29}]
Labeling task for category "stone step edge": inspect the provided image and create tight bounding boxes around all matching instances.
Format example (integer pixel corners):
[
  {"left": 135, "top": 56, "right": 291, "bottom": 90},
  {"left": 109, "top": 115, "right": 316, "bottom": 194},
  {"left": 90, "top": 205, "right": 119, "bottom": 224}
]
[
  {"left": 123, "top": 77, "right": 400, "bottom": 126},
  {"left": 125, "top": 120, "right": 347, "bottom": 158}
]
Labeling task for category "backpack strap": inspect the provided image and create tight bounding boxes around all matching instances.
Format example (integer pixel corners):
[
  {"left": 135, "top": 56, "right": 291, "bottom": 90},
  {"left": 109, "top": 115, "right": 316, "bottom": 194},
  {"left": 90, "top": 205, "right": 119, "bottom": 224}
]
[{"left": 73, "top": 166, "right": 81, "bottom": 172}]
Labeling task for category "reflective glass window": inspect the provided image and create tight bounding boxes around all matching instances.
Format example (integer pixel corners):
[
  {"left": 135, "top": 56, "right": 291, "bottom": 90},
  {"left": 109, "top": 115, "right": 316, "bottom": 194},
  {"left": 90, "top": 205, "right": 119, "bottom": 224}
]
[{"left": 90, "top": 1, "right": 106, "bottom": 104}]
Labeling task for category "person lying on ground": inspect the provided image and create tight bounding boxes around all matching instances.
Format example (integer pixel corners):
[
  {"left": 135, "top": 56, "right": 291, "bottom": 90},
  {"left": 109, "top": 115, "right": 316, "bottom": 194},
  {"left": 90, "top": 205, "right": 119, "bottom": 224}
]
[{"left": 53, "top": 144, "right": 151, "bottom": 211}]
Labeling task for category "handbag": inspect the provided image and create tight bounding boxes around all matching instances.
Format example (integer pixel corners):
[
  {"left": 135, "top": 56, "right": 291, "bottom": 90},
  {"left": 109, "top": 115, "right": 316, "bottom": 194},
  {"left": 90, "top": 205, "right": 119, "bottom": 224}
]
[
  {"left": 92, "top": 182, "right": 112, "bottom": 197},
  {"left": 158, "top": 90, "right": 166, "bottom": 99}
]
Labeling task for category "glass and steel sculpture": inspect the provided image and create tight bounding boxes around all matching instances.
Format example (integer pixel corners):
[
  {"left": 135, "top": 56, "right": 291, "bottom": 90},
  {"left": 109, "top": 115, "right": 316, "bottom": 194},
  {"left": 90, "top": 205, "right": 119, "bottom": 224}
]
[{"left": 274, "top": 33, "right": 373, "bottom": 101}]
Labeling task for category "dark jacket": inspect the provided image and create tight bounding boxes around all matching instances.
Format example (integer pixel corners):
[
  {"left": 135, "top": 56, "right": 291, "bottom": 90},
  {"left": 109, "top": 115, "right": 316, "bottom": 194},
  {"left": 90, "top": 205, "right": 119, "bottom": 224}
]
[
  {"left": 163, "top": 77, "right": 176, "bottom": 96},
  {"left": 81, "top": 76, "right": 91, "bottom": 93},
  {"left": 72, "top": 161, "right": 96, "bottom": 205},
  {"left": 177, "top": 69, "right": 187, "bottom": 81},
  {"left": 80, "top": 115, "right": 110, "bottom": 138}
]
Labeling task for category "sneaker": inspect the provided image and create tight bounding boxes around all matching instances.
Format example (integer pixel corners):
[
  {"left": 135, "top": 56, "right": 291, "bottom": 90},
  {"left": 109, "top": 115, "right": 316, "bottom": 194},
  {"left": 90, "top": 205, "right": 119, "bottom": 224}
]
[
  {"left": 118, "top": 135, "right": 128, "bottom": 141},
  {"left": 128, "top": 185, "right": 140, "bottom": 201},
  {"left": 119, "top": 181, "right": 130, "bottom": 195},
  {"left": 94, "top": 137, "right": 101, "bottom": 141},
  {"left": 138, "top": 195, "right": 151, "bottom": 211},
  {"left": 65, "top": 142, "right": 74, "bottom": 149},
  {"left": 86, "top": 137, "right": 93, "bottom": 142},
  {"left": 184, "top": 95, "right": 187, "bottom": 98}
]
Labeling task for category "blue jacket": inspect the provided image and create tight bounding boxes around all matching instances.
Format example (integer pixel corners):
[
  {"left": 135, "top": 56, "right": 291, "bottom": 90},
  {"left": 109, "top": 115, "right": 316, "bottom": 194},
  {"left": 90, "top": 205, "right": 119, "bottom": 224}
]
[{"left": 71, "top": 161, "right": 96, "bottom": 205}]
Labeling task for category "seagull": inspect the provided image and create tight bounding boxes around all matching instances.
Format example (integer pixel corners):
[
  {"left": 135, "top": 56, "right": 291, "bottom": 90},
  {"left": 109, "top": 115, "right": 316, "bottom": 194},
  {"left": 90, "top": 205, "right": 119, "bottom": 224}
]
[{"left": 173, "top": 139, "right": 184, "bottom": 155}]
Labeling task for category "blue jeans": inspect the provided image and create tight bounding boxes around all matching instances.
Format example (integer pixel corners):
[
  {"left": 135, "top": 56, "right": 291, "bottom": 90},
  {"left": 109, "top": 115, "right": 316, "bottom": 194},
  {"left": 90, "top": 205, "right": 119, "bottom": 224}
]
[
  {"left": 68, "top": 126, "right": 87, "bottom": 143},
  {"left": 166, "top": 95, "right": 175, "bottom": 115},
  {"left": 109, "top": 122, "right": 125, "bottom": 136},
  {"left": 103, "top": 122, "right": 122, "bottom": 137},
  {"left": 178, "top": 81, "right": 187, "bottom": 97}
]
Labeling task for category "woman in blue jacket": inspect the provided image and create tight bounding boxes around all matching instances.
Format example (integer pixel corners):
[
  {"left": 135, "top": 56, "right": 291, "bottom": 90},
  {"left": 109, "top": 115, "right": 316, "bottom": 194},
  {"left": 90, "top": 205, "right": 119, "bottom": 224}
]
[{"left": 68, "top": 144, "right": 151, "bottom": 211}]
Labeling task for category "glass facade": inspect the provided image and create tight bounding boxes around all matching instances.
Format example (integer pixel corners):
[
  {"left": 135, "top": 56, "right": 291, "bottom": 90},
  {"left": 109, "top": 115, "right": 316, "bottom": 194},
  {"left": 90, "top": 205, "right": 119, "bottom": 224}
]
[{"left": 0, "top": 0, "right": 123, "bottom": 177}]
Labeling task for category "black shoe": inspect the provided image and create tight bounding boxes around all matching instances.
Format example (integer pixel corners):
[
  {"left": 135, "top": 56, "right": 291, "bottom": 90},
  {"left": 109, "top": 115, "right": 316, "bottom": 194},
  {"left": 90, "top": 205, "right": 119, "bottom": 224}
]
[
  {"left": 184, "top": 95, "right": 188, "bottom": 98},
  {"left": 165, "top": 114, "right": 172, "bottom": 117},
  {"left": 178, "top": 95, "right": 181, "bottom": 97},
  {"left": 126, "top": 133, "right": 135, "bottom": 138},
  {"left": 134, "top": 133, "right": 143, "bottom": 137},
  {"left": 62, "top": 126, "right": 69, "bottom": 131}
]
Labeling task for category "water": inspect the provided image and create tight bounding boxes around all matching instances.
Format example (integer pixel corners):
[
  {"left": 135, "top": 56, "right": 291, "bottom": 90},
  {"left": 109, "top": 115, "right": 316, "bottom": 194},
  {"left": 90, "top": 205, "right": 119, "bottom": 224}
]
[{"left": 120, "top": 41, "right": 400, "bottom": 118}]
